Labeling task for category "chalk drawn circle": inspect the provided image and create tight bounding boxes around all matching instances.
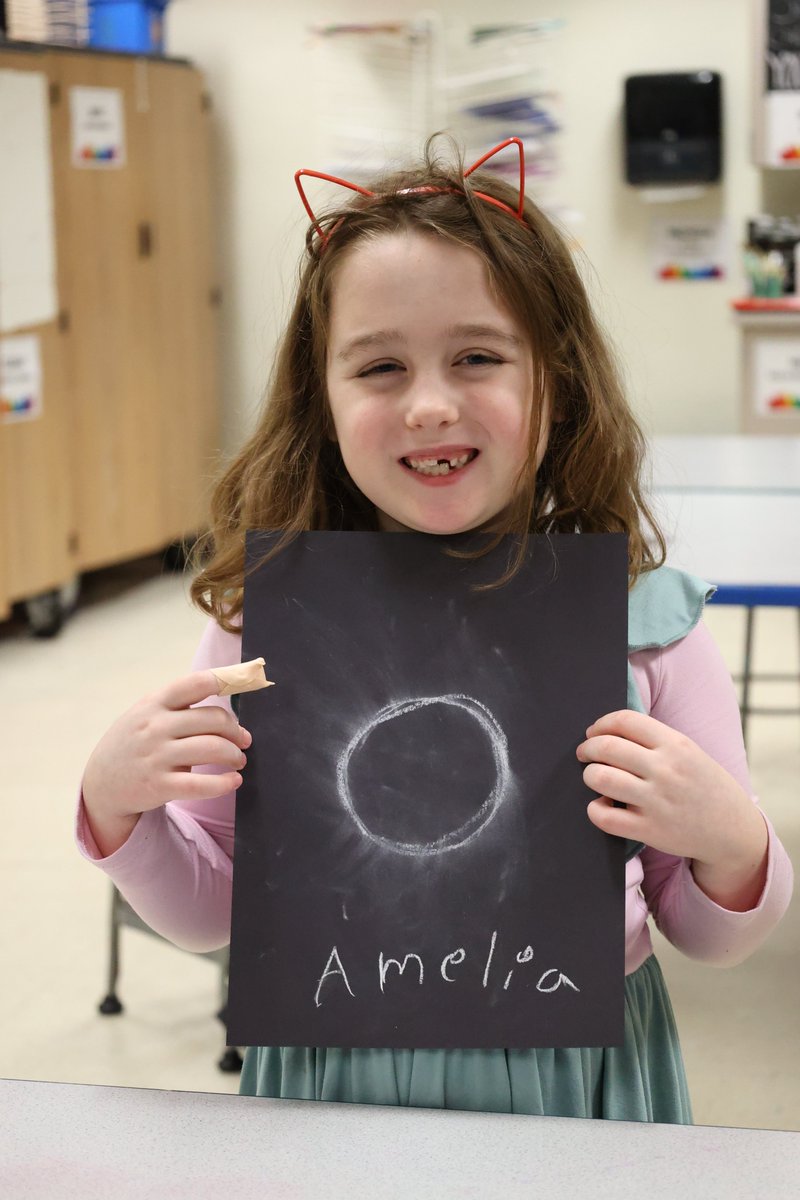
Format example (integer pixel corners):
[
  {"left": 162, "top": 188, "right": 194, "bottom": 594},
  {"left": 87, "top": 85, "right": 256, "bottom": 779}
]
[{"left": 336, "top": 694, "right": 510, "bottom": 856}]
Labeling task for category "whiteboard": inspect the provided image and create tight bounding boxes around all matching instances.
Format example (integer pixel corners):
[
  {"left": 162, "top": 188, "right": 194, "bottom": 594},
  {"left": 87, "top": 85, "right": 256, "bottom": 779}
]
[{"left": 0, "top": 69, "right": 58, "bottom": 333}]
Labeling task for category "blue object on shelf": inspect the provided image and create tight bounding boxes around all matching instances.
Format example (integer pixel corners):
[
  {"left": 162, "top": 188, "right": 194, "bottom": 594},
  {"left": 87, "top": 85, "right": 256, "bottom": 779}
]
[{"left": 88, "top": 1, "right": 171, "bottom": 55}]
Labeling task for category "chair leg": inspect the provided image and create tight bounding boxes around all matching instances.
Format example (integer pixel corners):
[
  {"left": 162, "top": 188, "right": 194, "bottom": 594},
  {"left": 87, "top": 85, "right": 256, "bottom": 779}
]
[
  {"left": 98, "top": 886, "right": 124, "bottom": 1015},
  {"left": 740, "top": 606, "right": 755, "bottom": 749},
  {"left": 218, "top": 1046, "right": 244, "bottom": 1073},
  {"left": 217, "top": 950, "right": 243, "bottom": 1073}
]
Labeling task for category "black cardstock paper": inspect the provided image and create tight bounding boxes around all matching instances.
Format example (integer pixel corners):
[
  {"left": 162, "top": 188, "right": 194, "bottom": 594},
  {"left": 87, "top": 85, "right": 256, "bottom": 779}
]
[{"left": 227, "top": 532, "right": 628, "bottom": 1050}]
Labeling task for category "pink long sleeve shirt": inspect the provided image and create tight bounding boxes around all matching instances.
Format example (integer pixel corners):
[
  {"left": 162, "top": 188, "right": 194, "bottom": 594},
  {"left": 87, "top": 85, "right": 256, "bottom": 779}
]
[{"left": 76, "top": 617, "right": 793, "bottom": 975}]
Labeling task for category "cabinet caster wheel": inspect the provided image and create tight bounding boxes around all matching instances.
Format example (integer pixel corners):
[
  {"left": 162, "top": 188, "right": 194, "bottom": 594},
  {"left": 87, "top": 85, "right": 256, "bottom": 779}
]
[
  {"left": 23, "top": 578, "right": 79, "bottom": 638},
  {"left": 24, "top": 589, "right": 66, "bottom": 638},
  {"left": 218, "top": 1047, "right": 243, "bottom": 1073},
  {"left": 98, "top": 993, "right": 124, "bottom": 1015}
]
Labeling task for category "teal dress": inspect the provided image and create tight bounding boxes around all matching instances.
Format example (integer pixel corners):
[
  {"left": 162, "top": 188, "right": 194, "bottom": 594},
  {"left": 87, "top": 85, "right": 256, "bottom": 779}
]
[{"left": 240, "top": 566, "right": 713, "bottom": 1122}]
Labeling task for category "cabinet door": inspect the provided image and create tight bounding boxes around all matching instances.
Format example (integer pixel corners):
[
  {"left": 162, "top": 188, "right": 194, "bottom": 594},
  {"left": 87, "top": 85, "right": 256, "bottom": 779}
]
[
  {"left": 47, "top": 51, "right": 165, "bottom": 571},
  {"left": 0, "top": 51, "right": 76, "bottom": 607},
  {"left": 143, "top": 61, "right": 220, "bottom": 545},
  {"left": 0, "top": 322, "right": 76, "bottom": 604}
]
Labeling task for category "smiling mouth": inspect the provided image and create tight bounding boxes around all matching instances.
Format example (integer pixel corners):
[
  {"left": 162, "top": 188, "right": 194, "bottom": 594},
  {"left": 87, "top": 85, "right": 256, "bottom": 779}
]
[{"left": 401, "top": 450, "right": 479, "bottom": 477}]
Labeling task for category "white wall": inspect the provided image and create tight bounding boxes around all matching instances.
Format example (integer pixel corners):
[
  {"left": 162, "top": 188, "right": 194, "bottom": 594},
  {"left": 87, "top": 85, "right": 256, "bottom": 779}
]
[{"left": 166, "top": 0, "right": 773, "bottom": 450}]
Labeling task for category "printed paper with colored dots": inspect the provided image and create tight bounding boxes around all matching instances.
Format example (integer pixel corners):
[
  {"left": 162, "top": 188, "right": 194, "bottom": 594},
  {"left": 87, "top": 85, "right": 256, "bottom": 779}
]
[
  {"left": 651, "top": 218, "right": 727, "bottom": 283},
  {"left": 0, "top": 335, "right": 42, "bottom": 424},
  {"left": 69, "top": 87, "right": 126, "bottom": 170}
]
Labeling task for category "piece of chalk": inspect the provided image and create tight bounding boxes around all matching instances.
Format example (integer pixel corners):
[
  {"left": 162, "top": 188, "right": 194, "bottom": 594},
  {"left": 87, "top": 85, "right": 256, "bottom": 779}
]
[{"left": 210, "top": 657, "right": 274, "bottom": 696}]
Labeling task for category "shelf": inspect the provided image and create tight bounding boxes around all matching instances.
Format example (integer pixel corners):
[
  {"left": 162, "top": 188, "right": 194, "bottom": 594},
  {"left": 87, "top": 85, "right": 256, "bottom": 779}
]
[{"left": 732, "top": 297, "right": 800, "bottom": 312}]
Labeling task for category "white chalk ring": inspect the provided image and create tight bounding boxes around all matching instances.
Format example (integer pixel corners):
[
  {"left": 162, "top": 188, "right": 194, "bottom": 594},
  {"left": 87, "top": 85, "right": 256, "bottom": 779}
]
[{"left": 336, "top": 694, "right": 510, "bottom": 855}]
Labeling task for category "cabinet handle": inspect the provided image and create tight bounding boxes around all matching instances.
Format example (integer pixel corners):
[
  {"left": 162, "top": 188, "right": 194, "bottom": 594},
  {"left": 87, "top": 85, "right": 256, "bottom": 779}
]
[{"left": 137, "top": 222, "right": 154, "bottom": 258}]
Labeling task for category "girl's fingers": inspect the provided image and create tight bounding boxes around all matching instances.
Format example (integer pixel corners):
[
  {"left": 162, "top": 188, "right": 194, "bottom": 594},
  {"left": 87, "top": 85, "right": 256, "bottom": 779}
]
[
  {"left": 576, "top": 733, "right": 650, "bottom": 778},
  {"left": 581, "top": 762, "right": 644, "bottom": 806},
  {"left": 168, "top": 704, "right": 252, "bottom": 748},
  {"left": 586, "top": 796, "right": 644, "bottom": 839},
  {"left": 584, "top": 709, "right": 669, "bottom": 749},
  {"left": 160, "top": 670, "right": 231, "bottom": 711},
  {"left": 163, "top": 734, "right": 248, "bottom": 772},
  {"left": 171, "top": 769, "right": 244, "bottom": 802}
]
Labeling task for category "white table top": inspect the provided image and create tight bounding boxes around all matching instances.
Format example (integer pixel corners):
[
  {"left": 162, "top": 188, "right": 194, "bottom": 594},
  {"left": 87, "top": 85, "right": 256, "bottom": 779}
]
[
  {"left": 1, "top": 1078, "right": 799, "bottom": 1199},
  {"left": 650, "top": 434, "right": 800, "bottom": 494},
  {"left": 647, "top": 436, "right": 800, "bottom": 588},
  {"left": 650, "top": 491, "right": 800, "bottom": 587}
]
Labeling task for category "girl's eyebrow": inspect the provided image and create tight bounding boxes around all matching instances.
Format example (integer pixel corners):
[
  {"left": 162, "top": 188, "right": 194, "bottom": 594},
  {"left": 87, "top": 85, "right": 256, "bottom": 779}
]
[
  {"left": 336, "top": 330, "right": 406, "bottom": 361},
  {"left": 446, "top": 323, "right": 522, "bottom": 346},
  {"left": 335, "top": 323, "right": 521, "bottom": 362}
]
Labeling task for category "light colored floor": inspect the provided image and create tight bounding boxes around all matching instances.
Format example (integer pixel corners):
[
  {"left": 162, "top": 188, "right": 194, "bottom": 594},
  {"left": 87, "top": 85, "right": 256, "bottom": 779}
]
[{"left": 0, "top": 557, "right": 797, "bottom": 1128}]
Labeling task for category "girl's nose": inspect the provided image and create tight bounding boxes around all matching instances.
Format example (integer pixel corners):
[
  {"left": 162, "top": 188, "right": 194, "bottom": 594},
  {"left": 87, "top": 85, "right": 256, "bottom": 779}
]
[{"left": 404, "top": 384, "right": 460, "bottom": 430}]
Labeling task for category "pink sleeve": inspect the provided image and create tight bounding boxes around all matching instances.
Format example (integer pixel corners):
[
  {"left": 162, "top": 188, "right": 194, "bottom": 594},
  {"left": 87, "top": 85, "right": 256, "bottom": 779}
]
[
  {"left": 630, "top": 621, "right": 793, "bottom": 967},
  {"left": 74, "top": 619, "right": 243, "bottom": 952}
]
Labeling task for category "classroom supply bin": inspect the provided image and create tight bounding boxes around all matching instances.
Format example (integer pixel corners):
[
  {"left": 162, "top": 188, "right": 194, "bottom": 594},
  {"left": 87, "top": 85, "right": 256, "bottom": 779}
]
[{"left": 88, "top": 0, "right": 169, "bottom": 54}]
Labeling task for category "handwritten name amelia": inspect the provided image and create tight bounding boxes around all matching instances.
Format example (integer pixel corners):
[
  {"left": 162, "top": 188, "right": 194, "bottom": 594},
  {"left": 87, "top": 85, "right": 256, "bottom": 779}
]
[{"left": 314, "top": 930, "right": 580, "bottom": 1008}]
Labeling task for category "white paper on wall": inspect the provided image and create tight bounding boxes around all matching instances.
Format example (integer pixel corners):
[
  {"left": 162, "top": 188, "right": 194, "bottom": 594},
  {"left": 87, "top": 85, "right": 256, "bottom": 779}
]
[
  {"left": 650, "top": 218, "right": 728, "bottom": 281},
  {"left": 70, "top": 86, "right": 126, "bottom": 168},
  {"left": 0, "top": 70, "right": 58, "bottom": 334},
  {"left": 764, "top": 90, "right": 800, "bottom": 166},
  {"left": 752, "top": 335, "right": 800, "bottom": 416},
  {"left": 0, "top": 334, "right": 44, "bottom": 424}
]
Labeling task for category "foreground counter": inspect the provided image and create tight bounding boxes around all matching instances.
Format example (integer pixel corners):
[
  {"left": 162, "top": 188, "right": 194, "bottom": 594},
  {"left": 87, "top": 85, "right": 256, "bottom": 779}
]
[{"left": 2, "top": 1077, "right": 799, "bottom": 1198}]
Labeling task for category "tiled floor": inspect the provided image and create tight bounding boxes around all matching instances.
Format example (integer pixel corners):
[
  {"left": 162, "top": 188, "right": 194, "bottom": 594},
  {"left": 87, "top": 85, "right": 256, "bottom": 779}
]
[{"left": 0, "top": 557, "right": 797, "bottom": 1127}]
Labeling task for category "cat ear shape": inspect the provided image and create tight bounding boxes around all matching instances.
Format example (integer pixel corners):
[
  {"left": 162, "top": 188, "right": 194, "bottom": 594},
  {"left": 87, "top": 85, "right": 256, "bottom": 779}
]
[
  {"left": 464, "top": 136, "right": 526, "bottom": 221},
  {"left": 295, "top": 137, "right": 527, "bottom": 251},
  {"left": 294, "top": 169, "right": 375, "bottom": 247}
]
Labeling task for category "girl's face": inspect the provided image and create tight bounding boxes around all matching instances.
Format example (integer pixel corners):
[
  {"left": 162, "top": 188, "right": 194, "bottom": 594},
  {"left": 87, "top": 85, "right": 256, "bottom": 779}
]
[{"left": 325, "top": 231, "right": 549, "bottom": 535}]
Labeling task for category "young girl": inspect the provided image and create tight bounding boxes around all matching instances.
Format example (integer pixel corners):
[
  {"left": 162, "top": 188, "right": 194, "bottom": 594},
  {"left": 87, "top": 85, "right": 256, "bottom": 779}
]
[{"left": 78, "top": 137, "right": 793, "bottom": 1124}]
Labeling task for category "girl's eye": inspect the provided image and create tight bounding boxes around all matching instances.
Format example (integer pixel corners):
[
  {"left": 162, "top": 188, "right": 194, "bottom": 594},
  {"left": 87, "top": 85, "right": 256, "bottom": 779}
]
[
  {"left": 458, "top": 352, "right": 503, "bottom": 367},
  {"left": 358, "top": 361, "right": 403, "bottom": 378}
]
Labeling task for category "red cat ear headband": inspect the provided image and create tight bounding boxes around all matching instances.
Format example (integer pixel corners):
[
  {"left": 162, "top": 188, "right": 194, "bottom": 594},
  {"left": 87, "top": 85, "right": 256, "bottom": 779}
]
[{"left": 295, "top": 136, "right": 526, "bottom": 250}]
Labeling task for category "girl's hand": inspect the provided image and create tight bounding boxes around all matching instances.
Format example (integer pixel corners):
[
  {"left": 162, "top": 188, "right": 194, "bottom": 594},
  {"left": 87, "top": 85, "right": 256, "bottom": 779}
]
[
  {"left": 82, "top": 671, "right": 252, "bottom": 857},
  {"left": 576, "top": 710, "right": 769, "bottom": 910}
]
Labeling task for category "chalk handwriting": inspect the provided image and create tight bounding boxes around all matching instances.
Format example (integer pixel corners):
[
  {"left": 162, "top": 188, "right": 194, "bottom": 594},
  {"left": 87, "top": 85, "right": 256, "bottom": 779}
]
[
  {"left": 536, "top": 969, "right": 580, "bottom": 994},
  {"left": 314, "top": 946, "right": 355, "bottom": 1008},
  {"left": 314, "top": 931, "right": 580, "bottom": 1006},
  {"left": 503, "top": 945, "right": 534, "bottom": 990},
  {"left": 482, "top": 928, "right": 497, "bottom": 988},
  {"left": 379, "top": 952, "right": 424, "bottom": 992},
  {"left": 440, "top": 948, "right": 466, "bottom": 982}
]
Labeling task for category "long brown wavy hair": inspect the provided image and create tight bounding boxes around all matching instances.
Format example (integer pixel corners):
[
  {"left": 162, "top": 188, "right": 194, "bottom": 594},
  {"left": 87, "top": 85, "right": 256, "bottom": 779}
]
[{"left": 191, "top": 137, "right": 665, "bottom": 632}]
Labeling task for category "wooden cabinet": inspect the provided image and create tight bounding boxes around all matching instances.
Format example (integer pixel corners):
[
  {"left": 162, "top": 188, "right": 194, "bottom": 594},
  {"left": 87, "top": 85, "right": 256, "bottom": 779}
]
[
  {"left": 0, "top": 321, "right": 75, "bottom": 619},
  {"left": 0, "top": 47, "right": 76, "bottom": 622},
  {"left": 0, "top": 44, "right": 219, "bottom": 620}
]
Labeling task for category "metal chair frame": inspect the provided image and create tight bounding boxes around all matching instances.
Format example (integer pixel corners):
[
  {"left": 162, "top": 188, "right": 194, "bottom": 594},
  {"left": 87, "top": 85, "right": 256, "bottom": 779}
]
[
  {"left": 709, "top": 586, "right": 800, "bottom": 747},
  {"left": 98, "top": 884, "right": 243, "bottom": 1074}
]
